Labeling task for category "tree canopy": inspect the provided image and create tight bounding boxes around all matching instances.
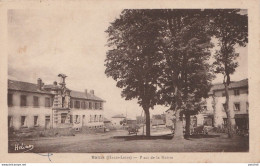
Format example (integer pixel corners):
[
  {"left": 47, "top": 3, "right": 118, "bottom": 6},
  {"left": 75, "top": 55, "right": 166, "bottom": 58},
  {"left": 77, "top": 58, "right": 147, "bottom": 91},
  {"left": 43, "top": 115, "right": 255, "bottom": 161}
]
[
  {"left": 105, "top": 9, "right": 247, "bottom": 139},
  {"left": 105, "top": 10, "right": 166, "bottom": 136},
  {"left": 210, "top": 9, "right": 248, "bottom": 138}
]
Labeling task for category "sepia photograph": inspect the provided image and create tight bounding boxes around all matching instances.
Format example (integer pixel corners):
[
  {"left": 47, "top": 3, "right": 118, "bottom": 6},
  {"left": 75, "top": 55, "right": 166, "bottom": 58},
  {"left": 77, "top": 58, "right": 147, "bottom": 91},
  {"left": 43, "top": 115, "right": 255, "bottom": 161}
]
[{"left": 6, "top": 8, "right": 250, "bottom": 154}]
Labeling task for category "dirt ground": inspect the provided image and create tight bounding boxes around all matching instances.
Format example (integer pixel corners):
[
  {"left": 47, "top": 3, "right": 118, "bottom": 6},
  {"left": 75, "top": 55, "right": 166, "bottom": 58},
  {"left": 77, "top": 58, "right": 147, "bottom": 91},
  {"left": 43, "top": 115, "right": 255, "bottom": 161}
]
[{"left": 8, "top": 129, "right": 249, "bottom": 153}]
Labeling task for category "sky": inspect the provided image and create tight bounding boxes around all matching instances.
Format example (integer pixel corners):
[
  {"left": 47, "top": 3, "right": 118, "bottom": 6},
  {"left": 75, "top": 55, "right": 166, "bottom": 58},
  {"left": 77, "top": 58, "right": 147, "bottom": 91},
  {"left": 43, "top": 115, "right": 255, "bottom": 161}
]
[{"left": 8, "top": 9, "right": 248, "bottom": 119}]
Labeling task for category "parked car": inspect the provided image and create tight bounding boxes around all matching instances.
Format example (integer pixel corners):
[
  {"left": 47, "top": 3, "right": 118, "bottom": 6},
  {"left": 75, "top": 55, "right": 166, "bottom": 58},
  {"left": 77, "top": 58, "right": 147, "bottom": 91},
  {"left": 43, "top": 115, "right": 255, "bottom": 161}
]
[
  {"left": 192, "top": 125, "right": 208, "bottom": 135},
  {"left": 127, "top": 124, "right": 140, "bottom": 135}
]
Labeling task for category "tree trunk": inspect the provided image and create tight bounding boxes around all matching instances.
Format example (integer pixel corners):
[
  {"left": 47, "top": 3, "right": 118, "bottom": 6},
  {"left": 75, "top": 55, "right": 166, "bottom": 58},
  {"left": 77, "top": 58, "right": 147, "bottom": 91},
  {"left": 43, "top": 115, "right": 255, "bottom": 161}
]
[
  {"left": 212, "top": 95, "right": 216, "bottom": 127},
  {"left": 224, "top": 83, "right": 233, "bottom": 138},
  {"left": 144, "top": 107, "right": 151, "bottom": 137},
  {"left": 173, "top": 109, "right": 184, "bottom": 140},
  {"left": 185, "top": 112, "right": 191, "bottom": 137}
]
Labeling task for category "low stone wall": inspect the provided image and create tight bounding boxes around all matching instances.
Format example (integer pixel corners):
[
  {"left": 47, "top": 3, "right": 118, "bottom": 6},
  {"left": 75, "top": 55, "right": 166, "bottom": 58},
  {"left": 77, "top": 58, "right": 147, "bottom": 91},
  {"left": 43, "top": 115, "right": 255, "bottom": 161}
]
[
  {"left": 8, "top": 127, "right": 76, "bottom": 139},
  {"left": 80, "top": 126, "right": 105, "bottom": 134}
]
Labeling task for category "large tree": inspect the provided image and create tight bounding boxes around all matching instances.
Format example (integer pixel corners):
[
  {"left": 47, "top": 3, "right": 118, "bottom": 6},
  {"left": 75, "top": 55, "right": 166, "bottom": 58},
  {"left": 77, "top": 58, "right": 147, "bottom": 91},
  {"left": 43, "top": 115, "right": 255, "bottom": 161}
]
[
  {"left": 158, "top": 10, "right": 214, "bottom": 139},
  {"left": 210, "top": 9, "right": 248, "bottom": 138},
  {"left": 105, "top": 10, "right": 165, "bottom": 136}
]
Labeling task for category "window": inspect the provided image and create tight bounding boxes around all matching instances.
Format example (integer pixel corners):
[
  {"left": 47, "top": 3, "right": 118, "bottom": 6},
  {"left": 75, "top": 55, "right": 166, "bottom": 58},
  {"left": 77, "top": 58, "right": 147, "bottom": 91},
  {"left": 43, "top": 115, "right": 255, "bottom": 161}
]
[
  {"left": 90, "top": 115, "right": 94, "bottom": 122},
  {"left": 85, "top": 102, "right": 89, "bottom": 109},
  {"left": 100, "top": 102, "right": 103, "bottom": 110},
  {"left": 8, "top": 93, "right": 13, "bottom": 107},
  {"left": 223, "top": 118, "right": 227, "bottom": 128},
  {"left": 21, "top": 116, "right": 27, "bottom": 127},
  {"left": 8, "top": 116, "right": 13, "bottom": 127},
  {"left": 20, "top": 95, "right": 27, "bottom": 107},
  {"left": 95, "top": 103, "right": 99, "bottom": 110},
  {"left": 34, "top": 116, "right": 38, "bottom": 126},
  {"left": 246, "top": 102, "right": 249, "bottom": 113},
  {"left": 94, "top": 115, "right": 97, "bottom": 122},
  {"left": 45, "top": 97, "right": 51, "bottom": 107},
  {"left": 222, "top": 92, "right": 226, "bottom": 97},
  {"left": 70, "top": 115, "right": 73, "bottom": 123},
  {"left": 75, "top": 100, "right": 80, "bottom": 109},
  {"left": 70, "top": 100, "right": 73, "bottom": 108},
  {"left": 222, "top": 103, "right": 226, "bottom": 112},
  {"left": 89, "top": 115, "right": 92, "bottom": 122},
  {"left": 84, "top": 102, "right": 87, "bottom": 109},
  {"left": 234, "top": 103, "right": 240, "bottom": 111},
  {"left": 81, "top": 101, "right": 85, "bottom": 109},
  {"left": 33, "top": 96, "right": 39, "bottom": 107},
  {"left": 203, "top": 106, "right": 207, "bottom": 111},
  {"left": 45, "top": 116, "right": 51, "bottom": 129},
  {"left": 234, "top": 89, "right": 240, "bottom": 96},
  {"left": 89, "top": 102, "right": 92, "bottom": 109},
  {"left": 74, "top": 115, "right": 80, "bottom": 123},
  {"left": 99, "top": 115, "right": 103, "bottom": 122},
  {"left": 61, "top": 113, "right": 67, "bottom": 123}
]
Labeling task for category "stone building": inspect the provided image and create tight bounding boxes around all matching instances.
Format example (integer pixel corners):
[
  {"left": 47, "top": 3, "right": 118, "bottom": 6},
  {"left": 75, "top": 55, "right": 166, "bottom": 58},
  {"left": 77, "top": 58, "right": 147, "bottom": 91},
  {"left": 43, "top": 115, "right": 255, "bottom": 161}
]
[
  {"left": 8, "top": 74, "right": 105, "bottom": 131},
  {"left": 165, "top": 79, "right": 249, "bottom": 131},
  {"left": 111, "top": 114, "right": 126, "bottom": 126},
  {"left": 201, "top": 78, "right": 249, "bottom": 130}
]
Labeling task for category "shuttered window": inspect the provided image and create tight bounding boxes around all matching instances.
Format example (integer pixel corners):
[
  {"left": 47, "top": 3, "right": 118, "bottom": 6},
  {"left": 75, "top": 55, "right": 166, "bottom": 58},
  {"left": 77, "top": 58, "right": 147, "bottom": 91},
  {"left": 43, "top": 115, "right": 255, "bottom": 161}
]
[
  {"left": 33, "top": 96, "right": 39, "bottom": 107},
  {"left": 20, "top": 95, "right": 27, "bottom": 107},
  {"left": 8, "top": 93, "right": 13, "bottom": 107}
]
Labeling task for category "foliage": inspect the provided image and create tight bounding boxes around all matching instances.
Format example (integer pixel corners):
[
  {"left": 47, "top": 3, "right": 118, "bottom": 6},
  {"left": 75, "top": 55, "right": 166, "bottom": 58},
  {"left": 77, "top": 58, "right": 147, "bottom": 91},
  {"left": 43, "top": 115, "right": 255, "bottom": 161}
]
[{"left": 209, "top": 9, "right": 248, "bottom": 138}]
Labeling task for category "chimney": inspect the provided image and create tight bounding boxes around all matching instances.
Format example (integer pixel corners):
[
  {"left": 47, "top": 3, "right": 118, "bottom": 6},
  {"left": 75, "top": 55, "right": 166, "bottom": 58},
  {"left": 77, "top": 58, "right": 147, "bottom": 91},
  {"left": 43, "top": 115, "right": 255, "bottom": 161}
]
[
  {"left": 37, "top": 78, "right": 42, "bottom": 90},
  {"left": 85, "top": 89, "right": 88, "bottom": 96},
  {"left": 53, "top": 81, "right": 57, "bottom": 85},
  {"left": 90, "top": 90, "right": 94, "bottom": 95}
]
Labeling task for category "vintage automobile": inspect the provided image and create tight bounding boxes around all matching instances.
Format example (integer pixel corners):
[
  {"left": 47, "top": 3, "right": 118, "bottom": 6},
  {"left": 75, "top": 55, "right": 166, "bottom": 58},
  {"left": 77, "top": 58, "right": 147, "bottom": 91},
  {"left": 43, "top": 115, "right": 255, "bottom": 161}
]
[
  {"left": 192, "top": 125, "right": 209, "bottom": 135},
  {"left": 127, "top": 124, "right": 140, "bottom": 135}
]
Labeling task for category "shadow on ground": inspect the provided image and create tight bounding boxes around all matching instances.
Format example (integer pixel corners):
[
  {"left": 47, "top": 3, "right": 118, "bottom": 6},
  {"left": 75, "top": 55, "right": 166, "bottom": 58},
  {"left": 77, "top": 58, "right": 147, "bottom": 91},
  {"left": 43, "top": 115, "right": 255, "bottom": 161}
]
[
  {"left": 113, "top": 134, "right": 173, "bottom": 140},
  {"left": 184, "top": 134, "right": 220, "bottom": 139},
  {"left": 114, "top": 134, "right": 221, "bottom": 141}
]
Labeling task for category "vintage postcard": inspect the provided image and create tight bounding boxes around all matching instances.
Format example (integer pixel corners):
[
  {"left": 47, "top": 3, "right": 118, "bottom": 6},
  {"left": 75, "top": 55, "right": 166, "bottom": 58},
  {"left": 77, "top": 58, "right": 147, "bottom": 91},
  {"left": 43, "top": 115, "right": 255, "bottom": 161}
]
[{"left": 0, "top": 0, "right": 259, "bottom": 163}]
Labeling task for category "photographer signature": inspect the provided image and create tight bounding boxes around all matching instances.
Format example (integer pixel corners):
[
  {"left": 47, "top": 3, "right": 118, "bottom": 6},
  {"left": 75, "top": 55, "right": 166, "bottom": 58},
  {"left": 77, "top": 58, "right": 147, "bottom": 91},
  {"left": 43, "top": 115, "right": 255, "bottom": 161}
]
[{"left": 14, "top": 143, "right": 53, "bottom": 162}]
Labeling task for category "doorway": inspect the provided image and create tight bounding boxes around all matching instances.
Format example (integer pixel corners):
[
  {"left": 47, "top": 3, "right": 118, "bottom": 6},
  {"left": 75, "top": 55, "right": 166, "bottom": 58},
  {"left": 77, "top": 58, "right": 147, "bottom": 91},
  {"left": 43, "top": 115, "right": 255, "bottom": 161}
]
[{"left": 45, "top": 115, "right": 51, "bottom": 129}]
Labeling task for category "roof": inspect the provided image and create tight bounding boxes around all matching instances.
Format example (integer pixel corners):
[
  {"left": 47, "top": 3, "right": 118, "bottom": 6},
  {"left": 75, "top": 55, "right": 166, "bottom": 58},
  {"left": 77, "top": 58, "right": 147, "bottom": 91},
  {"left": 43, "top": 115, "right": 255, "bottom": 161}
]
[
  {"left": 8, "top": 80, "right": 53, "bottom": 94},
  {"left": 103, "top": 117, "right": 111, "bottom": 122},
  {"left": 8, "top": 79, "right": 105, "bottom": 102},
  {"left": 70, "top": 90, "right": 105, "bottom": 102},
  {"left": 112, "top": 114, "right": 126, "bottom": 118},
  {"left": 209, "top": 79, "right": 248, "bottom": 94}
]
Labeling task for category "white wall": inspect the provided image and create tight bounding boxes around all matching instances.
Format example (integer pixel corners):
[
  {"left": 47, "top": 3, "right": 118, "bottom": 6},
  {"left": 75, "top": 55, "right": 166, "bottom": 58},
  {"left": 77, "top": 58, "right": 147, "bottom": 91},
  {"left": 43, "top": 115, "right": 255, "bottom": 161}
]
[
  {"left": 8, "top": 91, "right": 53, "bottom": 130},
  {"left": 71, "top": 109, "right": 104, "bottom": 128},
  {"left": 111, "top": 118, "right": 124, "bottom": 126},
  {"left": 213, "top": 87, "right": 248, "bottom": 127}
]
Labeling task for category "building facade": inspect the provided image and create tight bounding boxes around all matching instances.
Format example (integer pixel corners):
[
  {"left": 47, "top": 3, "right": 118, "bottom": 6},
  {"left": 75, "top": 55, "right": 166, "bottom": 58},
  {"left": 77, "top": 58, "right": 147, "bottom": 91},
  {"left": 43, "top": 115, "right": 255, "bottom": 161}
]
[
  {"left": 201, "top": 79, "right": 249, "bottom": 130},
  {"left": 8, "top": 74, "right": 105, "bottom": 131},
  {"left": 111, "top": 114, "right": 126, "bottom": 126},
  {"left": 165, "top": 79, "right": 249, "bottom": 131}
]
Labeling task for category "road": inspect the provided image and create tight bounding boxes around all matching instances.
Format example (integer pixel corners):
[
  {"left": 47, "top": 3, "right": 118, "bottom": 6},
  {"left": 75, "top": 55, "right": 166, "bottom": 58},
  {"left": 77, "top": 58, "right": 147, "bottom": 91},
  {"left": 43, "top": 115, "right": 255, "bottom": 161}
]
[{"left": 9, "top": 129, "right": 249, "bottom": 153}]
